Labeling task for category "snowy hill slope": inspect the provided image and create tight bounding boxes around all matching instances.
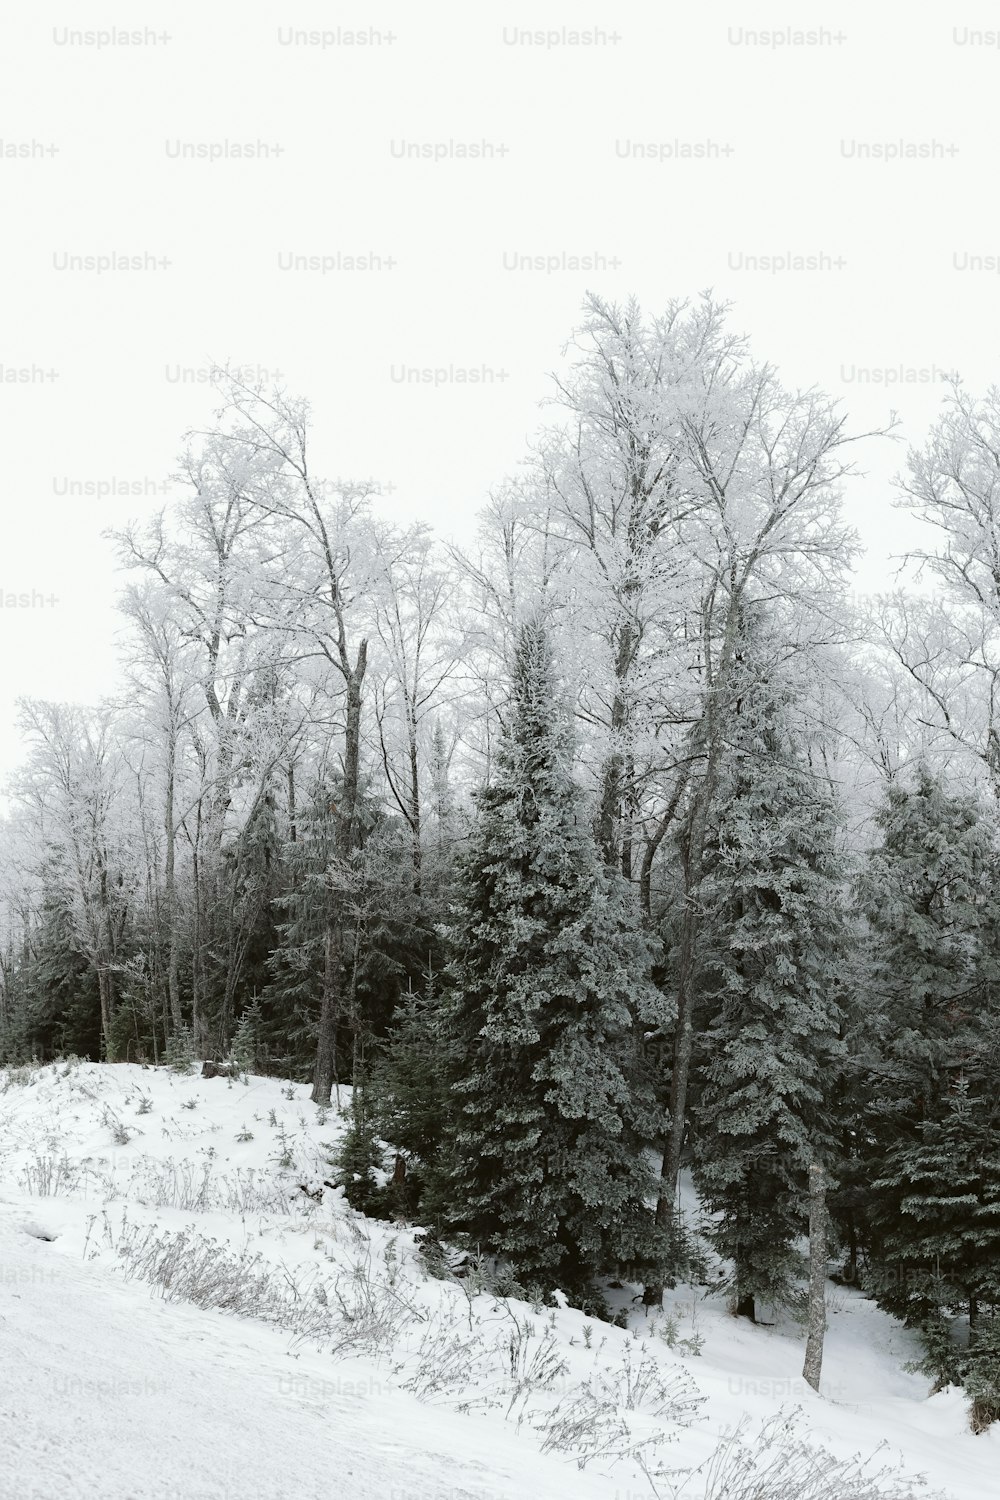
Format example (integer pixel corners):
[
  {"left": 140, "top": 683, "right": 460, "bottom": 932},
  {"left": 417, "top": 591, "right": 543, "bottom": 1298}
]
[
  {"left": 0, "top": 1206, "right": 618, "bottom": 1500},
  {"left": 0, "top": 1061, "right": 996, "bottom": 1499}
]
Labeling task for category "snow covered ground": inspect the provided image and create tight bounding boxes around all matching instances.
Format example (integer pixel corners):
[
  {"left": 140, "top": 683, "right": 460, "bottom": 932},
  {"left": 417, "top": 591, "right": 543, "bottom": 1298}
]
[{"left": 0, "top": 1061, "right": 996, "bottom": 1499}]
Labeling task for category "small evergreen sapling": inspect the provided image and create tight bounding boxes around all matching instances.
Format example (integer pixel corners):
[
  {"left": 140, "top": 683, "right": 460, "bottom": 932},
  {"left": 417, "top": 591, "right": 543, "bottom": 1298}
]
[
  {"left": 164, "top": 1024, "right": 196, "bottom": 1075},
  {"left": 334, "top": 1085, "right": 387, "bottom": 1216}
]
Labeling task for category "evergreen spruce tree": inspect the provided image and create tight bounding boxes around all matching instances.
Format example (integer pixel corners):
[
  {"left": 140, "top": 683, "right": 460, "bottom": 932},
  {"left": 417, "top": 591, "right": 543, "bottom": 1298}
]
[
  {"left": 16, "top": 883, "right": 102, "bottom": 1062},
  {"left": 260, "top": 778, "right": 337, "bottom": 1075},
  {"left": 369, "top": 968, "right": 459, "bottom": 1219},
  {"left": 164, "top": 1023, "right": 196, "bottom": 1073},
  {"left": 852, "top": 768, "right": 999, "bottom": 1264},
  {"left": 870, "top": 1081, "right": 1000, "bottom": 1327},
  {"left": 334, "top": 1080, "right": 388, "bottom": 1216},
  {"left": 868, "top": 1074, "right": 1000, "bottom": 1429},
  {"left": 855, "top": 770, "right": 995, "bottom": 1148},
  {"left": 691, "top": 636, "right": 846, "bottom": 1321},
  {"left": 433, "top": 617, "right": 665, "bottom": 1298},
  {"left": 231, "top": 997, "right": 263, "bottom": 1076},
  {"left": 264, "top": 777, "right": 430, "bottom": 1081},
  {"left": 851, "top": 770, "right": 1000, "bottom": 1427}
]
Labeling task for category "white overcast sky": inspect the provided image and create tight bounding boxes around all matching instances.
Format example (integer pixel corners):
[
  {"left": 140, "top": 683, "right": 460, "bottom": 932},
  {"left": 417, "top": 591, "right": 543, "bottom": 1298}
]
[{"left": 2, "top": 2, "right": 999, "bottom": 778}]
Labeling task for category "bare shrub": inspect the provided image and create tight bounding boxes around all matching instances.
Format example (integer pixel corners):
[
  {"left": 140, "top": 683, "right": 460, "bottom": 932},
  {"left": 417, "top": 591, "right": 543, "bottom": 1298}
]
[
  {"left": 667, "top": 1413, "right": 945, "bottom": 1500},
  {"left": 0, "top": 1063, "right": 42, "bottom": 1093},
  {"left": 107, "top": 1216, "right": 422, "bottom": 1362},
  {"left": 393, "top": 1309, "right": 495, "bottom": 1403},
  {"left": 326, "top": 1240, "right": 426, "bottom": 1356},
  {"left": 603, "top": 1343, "right": 704, "bottom": 1420},
  {"left": 18, "top": 1152, "right": 79, "bottom": 1197},
  {"left": 100, "top": 1105, "right": 132, "bottom": 1146},
  {"left": 100, "top": 1157, "right": 295, "bottom": 1216}
]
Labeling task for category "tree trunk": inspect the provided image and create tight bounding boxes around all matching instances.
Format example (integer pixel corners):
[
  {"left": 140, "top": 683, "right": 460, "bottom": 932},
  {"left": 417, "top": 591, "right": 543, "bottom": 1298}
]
[
  {"left": 803, "top": 1160, "right": 828, "bottom": 1392},
  {"left": 735, "top": 1291, "right": 756, "bottom": 1322},
  {"left": 408, "top": 707, "right": 422, "bottom": 896},
  {"left": 645, "top": 605, "right": 741, "bottom": 1303},
  {"left": 313, "top": 917, "right": 343, "bottom": 1108},
  {"left": 661, "top": 862, "right": 700, "bottom": 1195},
  {"left": 621, "top": 752, "right": 637, "bottom": 881},
  {"left": 647, "top": 805, "right": 709, "bottom": 1294},
  {"left": 846, "top": 1210, "right": 859, "bottom": 1287},
  {"left": 312, "top": 643, "right": 367, "bottom": 1106},
  {"left": 160, "top": 979, "right": 169, "bottom": 1059},
  {"left": 597, "top": 743, "right": 624, "bottom": 870},
  {"left": 287, "top": 761, "right": 297, "bottom": 843},
  {"left": 164, "top": 742, "right": 182, "bottom": 1034},
  {"left": 190, "top": 836, "right": 206, "bottom": 1055},
  {"left": 638, "top": 768, "right": 690, "bottom": 918},
  {"left": 97, "top": 966, "right": 115, "bottom": 1061}
]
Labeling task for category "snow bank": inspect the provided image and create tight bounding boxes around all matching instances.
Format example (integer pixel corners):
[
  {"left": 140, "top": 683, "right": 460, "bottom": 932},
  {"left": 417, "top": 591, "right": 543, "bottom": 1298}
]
[{"left": 0, "top": 1061, "right": 995, "bottom": 1499}]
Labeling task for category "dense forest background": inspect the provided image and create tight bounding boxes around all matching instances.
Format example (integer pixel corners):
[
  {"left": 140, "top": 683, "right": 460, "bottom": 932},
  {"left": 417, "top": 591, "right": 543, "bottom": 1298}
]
[{"left": 4, "top": 294, "right": 1000, "bottom": 1422}]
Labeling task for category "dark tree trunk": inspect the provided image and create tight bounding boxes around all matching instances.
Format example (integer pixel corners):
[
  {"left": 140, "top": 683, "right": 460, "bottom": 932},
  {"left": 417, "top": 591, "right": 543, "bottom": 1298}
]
[
  {"left": 846, "top": 1212, "right": 859, "bottom": 1286},
  {"left": 644, "top": 603, "right": 741, "bottom": 1305},
  {"left": 312, "top": 919, "right": 343, "bottom": 1108},
  {"left": 312, "top": 643, "right": 367, "bottom": 1107},
  {"left": 98, "top": 968, "right": 114, "bottom": 1061},
  {"left": 164, "top": 743, "right": 182, "bottom": 1034},
  {"left": 408, "top": 709, "right": 422, "bottom": 896},
  {"left": 638, "top": 768, "right": 690, "bottom": 918},
  {"left": 735, "top": 1292, "right": 756, "bottom": 1322},
  {"left": 803, "top": 1160, "right": 828, "bottom": 1391}
]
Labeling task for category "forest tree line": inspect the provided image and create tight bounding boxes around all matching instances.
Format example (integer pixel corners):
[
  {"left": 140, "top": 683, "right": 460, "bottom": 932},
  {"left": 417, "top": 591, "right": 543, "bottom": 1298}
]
[{"left": 3, "top": 295, "right": 1000, "bottom": 1422}]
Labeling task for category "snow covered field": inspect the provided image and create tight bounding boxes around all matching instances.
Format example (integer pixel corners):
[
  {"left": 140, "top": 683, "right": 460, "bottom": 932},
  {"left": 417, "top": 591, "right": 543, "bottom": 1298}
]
[{"left": 0, "top": 1061, "right": 995, "bottom": 1500}]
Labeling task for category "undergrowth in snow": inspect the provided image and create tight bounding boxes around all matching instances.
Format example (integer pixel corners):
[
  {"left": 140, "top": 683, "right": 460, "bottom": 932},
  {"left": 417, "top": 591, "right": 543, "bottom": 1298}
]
[{"left": 0, "top": 1060, "right": 991, "bottom": 1499}]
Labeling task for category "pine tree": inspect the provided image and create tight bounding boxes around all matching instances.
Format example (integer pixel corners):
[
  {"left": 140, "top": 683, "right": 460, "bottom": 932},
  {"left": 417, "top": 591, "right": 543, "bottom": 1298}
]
[
  {"left": 871, "top": 1080, "right": 1000, "bottom": 1325},
  {"left": 334, "top": 1083, "right": 385, "bottom": 1214},
  {"left": 263, "top": 775, "right": 431, "bottom": 1083},
  {"left": 850, "top": 770, "right": 1000, "bottom": 1427},
  {"left": 164, "top": 1023, "right": 195, "bottom": 1073},
  {"left": 370, "top": 968, "right": 459, "bottom": 1219},
  {"left": 691, "top": 641, "right": 846, "bottom": 1321},
  {"left": 433, "top": 617, "right": 665, "bottom": 1298},
  {"left": 231, "top": 997, "right": 263, "bottom": 1075},
  {"left": 260, "top": 778, "right": 337, "bottom": 1076},
  {"left": 12, "top": 881, "right": 102, "bottom": 1062},
  {"left": 855, "top": 770, "right": 994, "bottom": 1141},
  {"left": 851, "top": 768, "right": 999, "bottom": 1265},
  {"left": 869, "top": 1075, "right": 1000, "bottom": 1429}
]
